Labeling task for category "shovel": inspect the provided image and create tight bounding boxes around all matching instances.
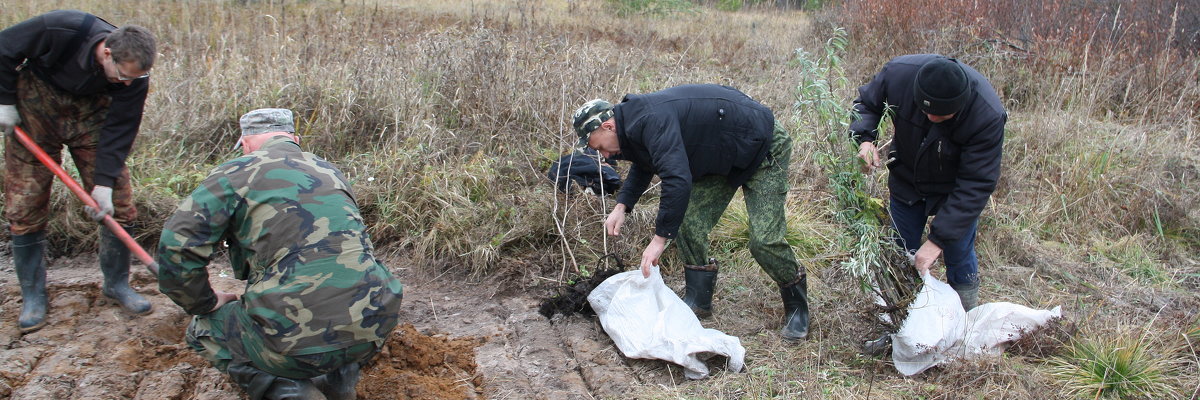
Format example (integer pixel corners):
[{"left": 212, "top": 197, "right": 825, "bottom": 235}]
[{"left": 12, "top": 125, "right": 159, "bottom": 275}]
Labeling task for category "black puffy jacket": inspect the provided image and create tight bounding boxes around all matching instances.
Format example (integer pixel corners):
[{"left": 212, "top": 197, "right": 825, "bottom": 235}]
[
  {"left": 611, "top": 84, "right": 775, "bottom": 239},
  {"left": 850, "top": 54, "right": 1007, "bottom": 247}
]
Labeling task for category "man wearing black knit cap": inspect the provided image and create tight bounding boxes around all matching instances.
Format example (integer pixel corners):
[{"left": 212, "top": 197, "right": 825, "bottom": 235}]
[{"left": 850, "top": 54, "right": 1007, "bottom": 311}]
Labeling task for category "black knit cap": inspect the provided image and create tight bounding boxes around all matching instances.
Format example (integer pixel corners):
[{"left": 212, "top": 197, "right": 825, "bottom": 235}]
[{"left": 913, "top": 57, "right": 971, "bottom": 116}]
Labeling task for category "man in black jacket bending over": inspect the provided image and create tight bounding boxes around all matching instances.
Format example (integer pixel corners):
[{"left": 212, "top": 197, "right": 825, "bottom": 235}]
[
  {"left": 0, "top": 10, "right": 156, "bottom": 333},
  {"left": 852, "top": 55, "right": 1007, "bottom": 310},
  {"left": 573, "top": 84, "right": 810, "bottom": 340}
]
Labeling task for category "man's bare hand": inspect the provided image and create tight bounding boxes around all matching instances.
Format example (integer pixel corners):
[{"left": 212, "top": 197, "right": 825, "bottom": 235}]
[
  {"left": 857, "top": 141, "right": 881, "bottom": 173},
  {"left": 639, "top": 235, "right": 668, "bottom": 278},
  {"left": 605, "top": 204, "right": 627, "bottom": 236},
  {"left": 209, "top": 290, "right": 240, "bottom": 313},
  {"left": 914, "top": 240, "right": 942, "bottom": 277}
]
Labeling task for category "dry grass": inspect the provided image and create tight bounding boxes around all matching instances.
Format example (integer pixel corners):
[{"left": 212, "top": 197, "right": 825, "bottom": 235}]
[
  {"left": 1, "top": 0, "right": 1198, "bottom": 398},
  {"left": 822, "top": 0, "right": 1200, "bottom": 122}
]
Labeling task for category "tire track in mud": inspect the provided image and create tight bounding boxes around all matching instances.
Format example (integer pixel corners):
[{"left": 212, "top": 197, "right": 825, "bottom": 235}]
[
  {"left": 554, "top": 318, "right": 636, "bottom": 398},
  {"left": 402, "top": 280, "right": 679, "bottom": 399}
]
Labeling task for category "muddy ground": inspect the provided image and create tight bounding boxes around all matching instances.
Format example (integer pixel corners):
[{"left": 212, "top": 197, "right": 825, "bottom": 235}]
[{"left": 0, "top": 252, "right": 707, "bottom": 399}]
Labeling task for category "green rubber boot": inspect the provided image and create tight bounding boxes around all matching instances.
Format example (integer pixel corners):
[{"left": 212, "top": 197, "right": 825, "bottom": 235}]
[
  {"left": 99, "top": 227, "right": 152, "bottom": 315},
  {"left": 14, "top": 231, "right": 49, "bottom": 333}
]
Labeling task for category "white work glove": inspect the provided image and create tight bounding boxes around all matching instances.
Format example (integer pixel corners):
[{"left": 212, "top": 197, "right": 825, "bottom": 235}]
[
  {"left": 0, "top": 104, "right": 19, "bottom": 135},
  {"left": 86, "top": 185, "right": 114, "bottom": 221}
]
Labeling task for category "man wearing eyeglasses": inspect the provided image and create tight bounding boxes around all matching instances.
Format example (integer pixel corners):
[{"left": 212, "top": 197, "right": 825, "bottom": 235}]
[{"left": 0, "top": 10, "right": 157, "bottom": 333}]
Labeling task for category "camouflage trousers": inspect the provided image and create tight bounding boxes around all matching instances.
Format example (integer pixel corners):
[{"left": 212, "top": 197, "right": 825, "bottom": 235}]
[
  {"left": 4, "top": 70, "right": 136, "bottom": 235},
  {"left": 187, "top": 300, "right": 383, "bottom": 380},
  {"left": 675, "top": 126, "right": 803, "bottom": 286}
]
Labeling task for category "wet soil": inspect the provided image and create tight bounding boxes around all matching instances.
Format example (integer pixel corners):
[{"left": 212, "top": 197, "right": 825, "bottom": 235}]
[{"left": 0, "top": 253, "right": 682, "bottom": 399}]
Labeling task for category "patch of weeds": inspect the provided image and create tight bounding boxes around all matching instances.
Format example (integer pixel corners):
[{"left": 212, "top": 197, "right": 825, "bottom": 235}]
[
  {"left": 1050, "top": 333, "right": 1179, "bottom": 398},
  {"left": 1093, "top": 235, "right": 1170, "bottom": 285},
  {"left": 1008, "top": 317, "right": 1076, "bottom": 359},
  {"left": 716, "top": 0, "right": 744, "bottom": 12},
  {"left": 708, "top": 196, "right": 832, "bottom": 264},
  {"left": 1179, "top": 317, "right": 1200, "bottom": 359},
  {"left": 607, "top": 0, "right": 699, "bottom": 17}
]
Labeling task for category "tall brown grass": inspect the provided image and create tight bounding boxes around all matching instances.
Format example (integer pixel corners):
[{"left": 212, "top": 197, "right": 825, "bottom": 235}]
[
  {"left": 0, "top": 0, "right": 816, "bottom": 270},
  {"left": 825, "top": 0, "right": 1200, "bottom": 122}
]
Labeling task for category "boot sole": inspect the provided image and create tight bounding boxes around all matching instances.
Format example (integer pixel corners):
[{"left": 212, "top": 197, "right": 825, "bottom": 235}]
[
  {"left": 103, "top": 292, "right": 153, "bottom": 315},
  {"left": 690, "top": 307, "right": 713, "bottom": 319},
  {"left": 781, "top": 332, "right": 808, "bottom": 341},
  {"left": 19, "top": 320, "right": 47, "bottom": 334}
]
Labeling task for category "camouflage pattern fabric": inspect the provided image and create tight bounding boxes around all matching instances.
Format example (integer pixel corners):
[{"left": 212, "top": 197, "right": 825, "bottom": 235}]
[
  {"left": 4, "top": 70, "right": 135, "bottom": 235},
  {"left": 157, "top": 135, "right": 403, "bottom": 374},
  {"left": 186, "top": 299, "right": 380, "bottom": 379},
  {"left": 675, "top": 125, "right": 802, "bottom": 285},
  {"left": 571, "top": 99, "right": 614, "bottom": 142}
]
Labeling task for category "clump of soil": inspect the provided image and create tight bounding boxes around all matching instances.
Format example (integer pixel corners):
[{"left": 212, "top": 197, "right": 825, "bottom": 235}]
[
  {"left": 358, "top": 323, "right": 483, "bottom": 400},
  {"left": 538, "top": 255, "right": 626, "bottom": 319},
  {"left": 538, "top": 268, "right": 624, "bottom": 319}
]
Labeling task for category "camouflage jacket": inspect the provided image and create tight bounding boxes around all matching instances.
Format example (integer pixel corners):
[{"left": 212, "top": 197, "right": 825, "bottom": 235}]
[{"left": 156, "top": 136, "right": 403, "bottom": 356}]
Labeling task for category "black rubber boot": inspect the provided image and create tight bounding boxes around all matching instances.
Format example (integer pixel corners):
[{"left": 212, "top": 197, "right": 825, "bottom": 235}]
[
  {"left": 862, "top": 333, "right": 892, "bottom": 357},
  {"left": 228, "top": 363, "right": 327, "bottom": 400},
  {"left": 681, "top": 259, "right": 718, "bottom": 319},
  {"left": 952, "top": 283, "right": 979, "bottom": 311},
  {"left": 779, "top": 275, "right": 810, "bottom": 340},
  {"left": 14, "top": 231, "right": 49, "bottom": 333},
  {"left": 99, "top": 227, "right": 151, "bottom": 315},
  {"left": 265, "top": 378, "right": 326, "bottom": 400},
  {"left": 312, "top": 362, "right": 361, "bottom": 400}
]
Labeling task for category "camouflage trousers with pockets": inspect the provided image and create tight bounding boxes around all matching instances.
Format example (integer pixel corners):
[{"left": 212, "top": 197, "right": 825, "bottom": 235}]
[
  {"left": 675, "top": 125, "right": 803, "bottom": 286},
  {"left": 4, "top": 70, "right": 136, "bottom": 235},
  {"left": 186, "top": 300, "right": 383, "bottom": 380}
]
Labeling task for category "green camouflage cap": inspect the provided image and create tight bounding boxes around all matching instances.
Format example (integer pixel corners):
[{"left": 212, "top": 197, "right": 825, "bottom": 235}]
[
  {"left": 236, "top": 108, "right": 295, "bottom": 149},
  {"left": 571, "top": 99, "right": 614, "bottom": 147}
]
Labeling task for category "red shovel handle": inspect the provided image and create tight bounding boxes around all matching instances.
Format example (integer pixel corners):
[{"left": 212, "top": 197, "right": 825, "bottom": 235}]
[{"left": 12, "top": 126, "right": 159, "bottom": 275}]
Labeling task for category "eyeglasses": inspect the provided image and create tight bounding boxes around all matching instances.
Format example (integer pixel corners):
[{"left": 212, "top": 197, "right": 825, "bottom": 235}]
[
  {"left": 116, "top": 69, "right": 150, "bottom": 81},
  {"left": 109, "top": 56, "right": 150, "bottom": 81}
]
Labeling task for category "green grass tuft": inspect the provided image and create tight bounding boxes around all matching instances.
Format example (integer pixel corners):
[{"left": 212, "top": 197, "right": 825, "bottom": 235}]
[{"left": 1051, "top": 334, "right": 1179, "bottom": 399}]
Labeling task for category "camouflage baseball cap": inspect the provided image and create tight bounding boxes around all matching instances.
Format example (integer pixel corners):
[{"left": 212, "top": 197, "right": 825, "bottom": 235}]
[
  {"left": 236, "top": 108, "right": 295, "bottom": 149},
  {"left": 240, "top": 108, "right": 295, "bottom": 135},
  {"left": 571, "top": 99, "right": 614, "bottom": 147}
]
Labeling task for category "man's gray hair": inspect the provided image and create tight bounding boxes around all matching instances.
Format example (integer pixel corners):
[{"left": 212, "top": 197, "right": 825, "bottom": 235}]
[{"left": 106, "top": 25, "right": 157, "bottom": 70}]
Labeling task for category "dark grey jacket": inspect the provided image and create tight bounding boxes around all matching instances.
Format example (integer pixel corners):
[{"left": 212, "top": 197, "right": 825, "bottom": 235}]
[
  {"left": 0, "top": 10, "right": 149, "bottom": 188},
  {"left": 850, "top": 54, "right": 1007, "bottom": 247},
  {"left": 612, "top": 84, "right": 775, "bottom": 239}
]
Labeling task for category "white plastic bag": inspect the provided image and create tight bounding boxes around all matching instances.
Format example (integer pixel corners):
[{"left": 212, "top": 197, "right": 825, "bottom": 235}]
[
  {"left": 587, "top": 267, "right": 746, "bottom": 379},
  {"left": 892, "top": 272, "right": 967, "bottom": 376},
  {"left": 892, "top": 272, "right": 1062, "bottom": 376},
  {"left": 961, "top": 302, "right": 1063, "bottom": 356}
]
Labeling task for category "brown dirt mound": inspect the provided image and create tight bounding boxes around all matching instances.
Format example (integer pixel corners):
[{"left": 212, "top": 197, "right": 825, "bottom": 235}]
[{"left": 358, "top": 323, "right": 483, "bottom": 400}]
